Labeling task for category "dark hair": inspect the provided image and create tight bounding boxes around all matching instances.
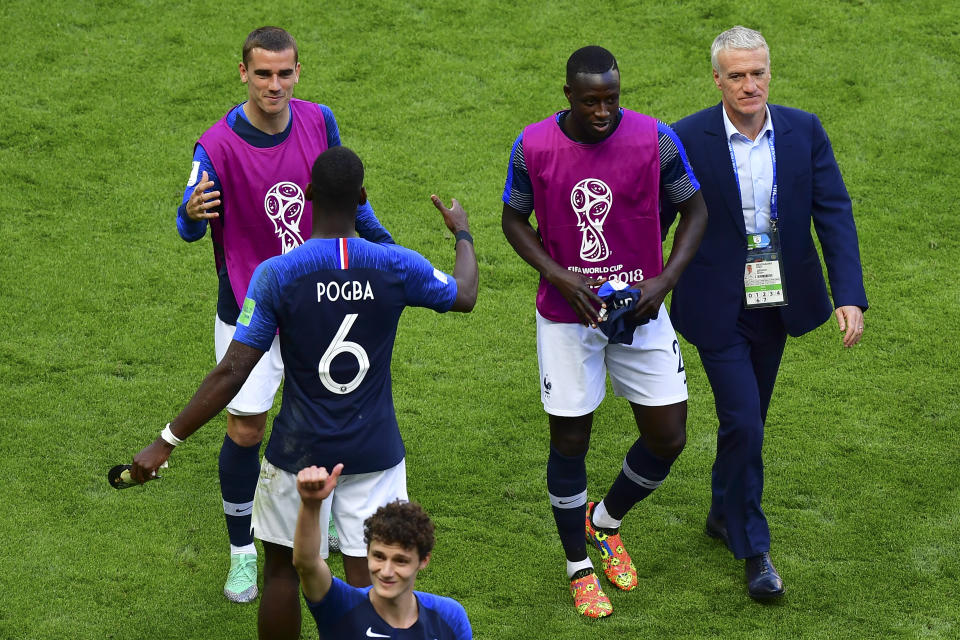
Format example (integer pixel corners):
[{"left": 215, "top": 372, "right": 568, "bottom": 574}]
[
  {"left": 310, "top": 146, "right": 364, "bottom": 210},
  {"left": 566, "top": 46, "right": 618, "bottom": 83},
  {"left": 242, "top": 26, "right": 298, "bottom": 66},
  {"left": 364, "top": 500, "right": 435, "bottom": 560}
]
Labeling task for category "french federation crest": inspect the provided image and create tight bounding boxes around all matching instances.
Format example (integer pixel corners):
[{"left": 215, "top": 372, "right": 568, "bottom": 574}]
[
  {"left": 264, "top": 181, "right": 305, "bottom": 253},
  {"left": 570, "top": 178, "right": 613, "bottom": 262}
]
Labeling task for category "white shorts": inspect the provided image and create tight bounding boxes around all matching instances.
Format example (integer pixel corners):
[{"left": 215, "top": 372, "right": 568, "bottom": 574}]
[
  {"left": 251, "top": 457, "right": 408, "bottom": 558},
  {"left": 215, "top": 314, "right": 283, "bottom": 415},
  {"left": 536, "top": 304, "right": 688, "bottom": 417}
]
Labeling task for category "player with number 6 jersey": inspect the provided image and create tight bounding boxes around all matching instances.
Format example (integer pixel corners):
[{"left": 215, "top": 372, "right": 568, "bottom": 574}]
[
  {"left": 132, "top": 146, "right": 478, "bottom": 640},
  {"left": 177, "top": 26, "right": 395, "bottom": 607},
  {"left": 234, "top": 235, "right": 457, "bottom": 475}
]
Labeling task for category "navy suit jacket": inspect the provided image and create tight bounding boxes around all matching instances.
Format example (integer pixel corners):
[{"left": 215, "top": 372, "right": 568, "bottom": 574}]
[{"left": 667, "top": 103, "right": 868, "bottom": 350}]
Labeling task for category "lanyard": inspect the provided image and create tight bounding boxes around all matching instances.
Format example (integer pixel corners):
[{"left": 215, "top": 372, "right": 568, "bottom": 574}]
[{"left": 727, "top": 128, "right": 778, "bottom": 226}]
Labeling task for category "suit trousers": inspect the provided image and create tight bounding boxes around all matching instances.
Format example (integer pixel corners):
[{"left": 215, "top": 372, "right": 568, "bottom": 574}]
[{"left": 697, "top": 306, "right": 787, "bottom": 559}]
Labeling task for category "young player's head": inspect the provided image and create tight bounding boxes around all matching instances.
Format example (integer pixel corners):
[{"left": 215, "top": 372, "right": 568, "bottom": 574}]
[
  {"left": 307, "top": 146, "right": 366, "bottom": 215},
  {"left": 363, "top": 501, "right": 435, "bottom": 601},
  {"left": 364, "top": 500, "right": 435, "bottom": 560},
  {"left": 563, "top": 46, "right": 621, "bottom": 143},
  {"left": 242, "top": 26, "right": 299, "bottom": 66}
]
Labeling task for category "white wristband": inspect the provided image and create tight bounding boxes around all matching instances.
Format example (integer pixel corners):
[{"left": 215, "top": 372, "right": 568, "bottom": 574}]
[{"left": 160, "top": 423, "right": 185, "bottom": 447}]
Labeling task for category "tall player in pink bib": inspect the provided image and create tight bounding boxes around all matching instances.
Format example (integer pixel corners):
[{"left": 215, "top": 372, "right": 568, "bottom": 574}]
[{"left": 502, "top": 46, "right": 708, "bottom": 617}]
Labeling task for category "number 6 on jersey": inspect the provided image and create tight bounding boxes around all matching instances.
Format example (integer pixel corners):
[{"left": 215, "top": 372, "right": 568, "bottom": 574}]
[{"left": 318, "top": 314, "right": 370, "bottom": 394}]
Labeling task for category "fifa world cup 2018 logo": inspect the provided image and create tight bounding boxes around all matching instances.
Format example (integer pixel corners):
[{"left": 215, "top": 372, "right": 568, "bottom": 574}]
[
  {"left": 264, "top": 181, "right": 305, "bottom": 254},
  {"left": 570, "top": 178, "right": 613, "bottom": 262}
]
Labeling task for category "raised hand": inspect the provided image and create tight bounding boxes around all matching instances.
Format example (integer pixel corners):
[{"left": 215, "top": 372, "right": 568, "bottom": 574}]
[
  {"left": 187, "top": 170, "right": 221, "bottom": 220},
  {"left": 296, "top": 464, "right": 344, "bottom": 507},
  {"left": 430, "top": 195, "right": 469, "bottom": 234}
]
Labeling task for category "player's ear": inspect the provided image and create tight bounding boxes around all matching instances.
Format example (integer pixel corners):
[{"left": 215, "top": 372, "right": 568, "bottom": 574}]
[
  {"left": 239, "top": 62, "right": 248, "bottom": 84},
  {"left": 358, "top": 186, "right": 367, "bottom": 206},
  {"left": 305, "top": 183, "right": 314, "bottom": 201},
  {"left": 563, "top": 83, "right": 573, "bottom": 102},
  {"left": 418, "top": 552, "right": 430, "bottom": 571}
]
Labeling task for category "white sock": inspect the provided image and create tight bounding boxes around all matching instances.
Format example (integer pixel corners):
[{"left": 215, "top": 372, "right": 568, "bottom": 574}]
[
  {"left": 566, "top": 558, "right": 594, "bottom": 579},
  {"left": 592, "top": 500, "right": 621, "bottom": 530},
  {"left": 231, "top": 543, "right": 257, "bottom": 556}
]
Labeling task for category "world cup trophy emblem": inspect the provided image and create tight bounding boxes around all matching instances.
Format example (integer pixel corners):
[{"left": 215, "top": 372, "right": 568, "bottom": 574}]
[
  {"left": 264, "top": 181, "right": 306, "bottom": 254},
  {"left": 570, "top": 178, "right": 613, "bottom": 262}
]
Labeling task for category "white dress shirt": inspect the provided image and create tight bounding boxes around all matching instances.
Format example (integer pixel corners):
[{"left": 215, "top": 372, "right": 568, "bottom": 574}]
[{"left": 722, "top": 105, "right": 775, "bottom": 234}]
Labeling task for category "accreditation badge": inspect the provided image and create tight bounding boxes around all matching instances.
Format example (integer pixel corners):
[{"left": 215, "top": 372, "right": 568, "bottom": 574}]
[{"left": 743, "top": 228, "right": 787, "bottom": 308}]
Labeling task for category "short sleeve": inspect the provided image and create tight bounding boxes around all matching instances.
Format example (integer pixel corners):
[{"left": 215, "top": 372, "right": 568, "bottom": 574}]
[
  {"left": 232, "top": 259, "right": 280, "bottom": 351},
  {"left": 657, "top": 121, "right": 700, "bottom": 204},
  {"left": 502, "top": 132, "right": 533, "bottom": 214},
  {"left": 393, "top": 246, "right": 458, "bottom": 312}
]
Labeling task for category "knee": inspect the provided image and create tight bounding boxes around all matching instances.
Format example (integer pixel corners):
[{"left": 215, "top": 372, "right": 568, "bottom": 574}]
[
  {"left": 649, "top": 428, "right": 686, "bottom": 460},
  {"left": 549, "top": 415, "right": 592, "bottom": 457},
  {"left": 263, "top": 543, "right": 298, "bottom": 583},
  {"left": 550, "top": 431, "right": 590, "bottom": 457},
  {"left": 643, "top": 409, "right": 686, "bottom": 459},
  {"left": 227, "top": 413, "right": 267, "bottom": 446},
  {"left": 666, "top": 429, "right": 687, "bottom": 459},
  {"left": 716, "top": 411, "right": 764, "bottom": 455},
  {"left": 343, "top": 555, "right": 371, "bottom": 588},
  {"left": 632, "top": 401, "right": 687, "bottom": 459}
]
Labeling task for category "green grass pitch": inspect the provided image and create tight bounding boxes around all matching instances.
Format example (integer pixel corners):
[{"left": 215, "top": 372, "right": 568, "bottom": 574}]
[{"left": 1, "top": 1, "right": 958, "bottom": 638}]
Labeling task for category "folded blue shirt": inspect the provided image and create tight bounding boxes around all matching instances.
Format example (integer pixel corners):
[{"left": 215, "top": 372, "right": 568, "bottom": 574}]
[{"left": 597, "top": 281, "right": 646, "bottom": 345}]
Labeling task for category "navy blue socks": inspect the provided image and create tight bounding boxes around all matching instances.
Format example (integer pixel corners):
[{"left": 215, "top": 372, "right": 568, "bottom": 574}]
[
  {"left": 218, "top": 433, "right": 261, "bottom": 551},
  {"left": 547, "top": 445, "right": 589, "bottom": 562},
  {"left": 602, "top": 438, "right": 675, "bottom": 521}
]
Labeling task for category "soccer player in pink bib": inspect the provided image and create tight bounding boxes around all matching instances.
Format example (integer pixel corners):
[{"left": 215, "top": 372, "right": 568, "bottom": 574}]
[{"left": 501, "top": 46, "right": 708, "bottom": 617}]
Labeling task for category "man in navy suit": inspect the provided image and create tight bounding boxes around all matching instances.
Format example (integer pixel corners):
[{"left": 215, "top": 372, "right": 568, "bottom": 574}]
[{"left": 667, "top": 26, "right": 868, "bottom": 599}]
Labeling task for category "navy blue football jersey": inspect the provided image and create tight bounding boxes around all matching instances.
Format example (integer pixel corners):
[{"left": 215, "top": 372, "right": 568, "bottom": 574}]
[
  {"left": 306, "top": 578, "right": 472, "bottom": 640},
  {"left": 232, "top": 237, "right": 457, "bottom": 474}
]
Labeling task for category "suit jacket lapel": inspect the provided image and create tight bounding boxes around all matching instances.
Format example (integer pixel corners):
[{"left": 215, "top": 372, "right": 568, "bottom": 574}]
[{"left": 702, "top": 103, "right": 746, "bottom": 235}]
